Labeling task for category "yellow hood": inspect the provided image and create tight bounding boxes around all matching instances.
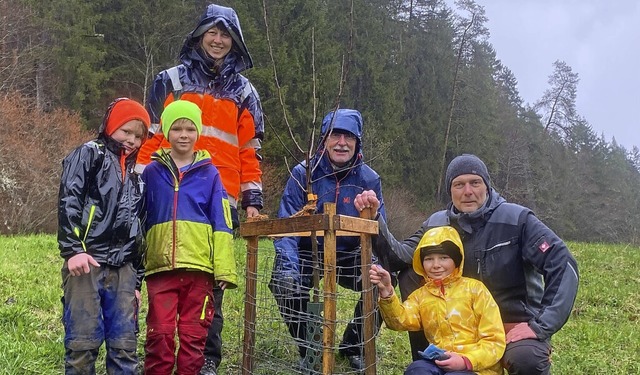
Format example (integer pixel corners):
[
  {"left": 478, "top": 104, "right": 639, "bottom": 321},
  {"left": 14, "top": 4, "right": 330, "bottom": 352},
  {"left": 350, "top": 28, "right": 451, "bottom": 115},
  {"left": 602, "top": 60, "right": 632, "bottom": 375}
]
[{"left": 412, "top": 226, "right": 464, "bottom": 281}]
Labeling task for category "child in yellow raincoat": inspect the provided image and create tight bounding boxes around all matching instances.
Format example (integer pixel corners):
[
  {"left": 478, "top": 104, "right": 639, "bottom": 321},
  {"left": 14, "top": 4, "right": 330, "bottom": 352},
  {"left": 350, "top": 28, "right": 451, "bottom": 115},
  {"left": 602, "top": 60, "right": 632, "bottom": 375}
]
[{"left": 370, "top": 226, "right": 505, "bottom": 375}]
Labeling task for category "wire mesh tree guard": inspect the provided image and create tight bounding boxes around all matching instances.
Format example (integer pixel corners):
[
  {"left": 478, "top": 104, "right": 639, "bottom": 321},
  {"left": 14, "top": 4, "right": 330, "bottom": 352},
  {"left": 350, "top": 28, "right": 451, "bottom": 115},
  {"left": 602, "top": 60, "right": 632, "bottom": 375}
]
[{"left": 238, "top": 203, "right": 379, "bottom": 375}]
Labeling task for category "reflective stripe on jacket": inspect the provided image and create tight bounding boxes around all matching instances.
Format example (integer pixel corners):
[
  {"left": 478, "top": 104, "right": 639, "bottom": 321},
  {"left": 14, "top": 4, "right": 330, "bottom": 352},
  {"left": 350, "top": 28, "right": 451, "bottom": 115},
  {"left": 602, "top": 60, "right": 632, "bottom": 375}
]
[{"left": 137, "top": 68, "right": 263, "bottom": 205}]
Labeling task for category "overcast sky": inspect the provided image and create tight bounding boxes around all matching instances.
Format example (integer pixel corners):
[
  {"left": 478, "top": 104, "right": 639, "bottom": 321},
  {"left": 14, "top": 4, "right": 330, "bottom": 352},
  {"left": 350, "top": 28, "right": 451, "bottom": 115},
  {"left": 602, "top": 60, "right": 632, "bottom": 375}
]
[{"left": 479, "top": 0, "right": 640, "bottom": 150}]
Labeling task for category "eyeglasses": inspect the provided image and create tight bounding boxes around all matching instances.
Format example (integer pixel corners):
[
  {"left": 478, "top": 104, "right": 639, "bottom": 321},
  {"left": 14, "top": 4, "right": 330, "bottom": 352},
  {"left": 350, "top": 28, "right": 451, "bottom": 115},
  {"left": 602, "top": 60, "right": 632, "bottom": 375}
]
[{"left": 327, "top": 132, "right": 357, "bottom": 141}]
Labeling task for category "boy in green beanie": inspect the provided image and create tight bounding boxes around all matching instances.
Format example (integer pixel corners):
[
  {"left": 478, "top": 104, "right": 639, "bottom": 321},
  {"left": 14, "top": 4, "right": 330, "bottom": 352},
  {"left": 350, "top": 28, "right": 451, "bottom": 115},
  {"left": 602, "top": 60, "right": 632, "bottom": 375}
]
[{"left": 141, "top": 100, "right": 237, "bottom": 374}]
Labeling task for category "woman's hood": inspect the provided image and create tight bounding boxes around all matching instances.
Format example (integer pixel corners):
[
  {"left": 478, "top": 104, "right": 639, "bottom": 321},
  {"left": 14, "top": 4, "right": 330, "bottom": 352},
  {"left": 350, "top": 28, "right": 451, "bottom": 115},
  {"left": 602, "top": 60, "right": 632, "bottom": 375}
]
[{"left": 180, "top": 4, "right": 253, "bottom": 73}]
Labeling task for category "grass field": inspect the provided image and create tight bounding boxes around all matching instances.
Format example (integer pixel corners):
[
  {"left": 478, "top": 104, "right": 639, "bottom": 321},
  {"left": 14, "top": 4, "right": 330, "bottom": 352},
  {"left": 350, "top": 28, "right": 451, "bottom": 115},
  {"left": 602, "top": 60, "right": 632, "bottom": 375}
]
[{"left": 0, "top": 235, "right": 638, "bottom": 374}]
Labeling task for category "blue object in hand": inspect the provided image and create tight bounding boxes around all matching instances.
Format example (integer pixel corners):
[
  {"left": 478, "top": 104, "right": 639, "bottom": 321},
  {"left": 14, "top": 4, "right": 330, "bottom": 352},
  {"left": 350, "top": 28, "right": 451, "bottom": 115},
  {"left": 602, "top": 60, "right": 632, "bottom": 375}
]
[{"left": 418, "top": 344, "right": 450, "bottom": 361}]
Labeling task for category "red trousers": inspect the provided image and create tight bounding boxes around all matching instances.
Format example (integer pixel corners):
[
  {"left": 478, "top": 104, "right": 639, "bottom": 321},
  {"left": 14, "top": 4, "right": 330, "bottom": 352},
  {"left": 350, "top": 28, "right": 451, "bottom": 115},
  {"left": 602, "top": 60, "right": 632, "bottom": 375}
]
[{"left": 144, "top": 270, "right": 214, "bottom": 375}]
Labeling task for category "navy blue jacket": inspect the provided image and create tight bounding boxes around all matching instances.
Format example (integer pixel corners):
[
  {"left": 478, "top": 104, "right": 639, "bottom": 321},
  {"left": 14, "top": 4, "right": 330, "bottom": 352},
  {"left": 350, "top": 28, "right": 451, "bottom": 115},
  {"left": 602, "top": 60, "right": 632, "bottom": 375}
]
[{"left": 273, "top": 110, "right": 386, "bottom": 280}]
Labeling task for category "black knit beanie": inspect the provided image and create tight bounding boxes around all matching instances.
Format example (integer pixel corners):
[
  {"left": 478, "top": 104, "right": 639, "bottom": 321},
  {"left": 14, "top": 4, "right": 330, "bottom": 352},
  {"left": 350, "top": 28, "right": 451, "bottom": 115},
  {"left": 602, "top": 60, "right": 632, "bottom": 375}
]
[
  {"left": 420, "top": 241, "right": 462, "bottom": 268},
  {"left": 445, "top": 154, "right": 491, "bottom": 196}
]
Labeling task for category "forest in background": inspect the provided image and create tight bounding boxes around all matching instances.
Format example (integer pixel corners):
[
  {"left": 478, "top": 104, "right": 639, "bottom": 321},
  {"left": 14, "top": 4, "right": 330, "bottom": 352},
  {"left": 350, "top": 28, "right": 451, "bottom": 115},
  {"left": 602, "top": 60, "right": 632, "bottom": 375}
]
[{"left": 1, "top": 0, "right": 639, "bottom": 244}]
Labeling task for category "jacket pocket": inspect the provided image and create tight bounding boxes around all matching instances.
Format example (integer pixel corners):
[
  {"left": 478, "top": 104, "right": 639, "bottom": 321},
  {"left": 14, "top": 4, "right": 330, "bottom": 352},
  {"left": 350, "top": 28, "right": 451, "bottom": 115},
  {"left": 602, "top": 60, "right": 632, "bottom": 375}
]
[{"left": 478, "top": 237, "right": 525, "bottom": 289}]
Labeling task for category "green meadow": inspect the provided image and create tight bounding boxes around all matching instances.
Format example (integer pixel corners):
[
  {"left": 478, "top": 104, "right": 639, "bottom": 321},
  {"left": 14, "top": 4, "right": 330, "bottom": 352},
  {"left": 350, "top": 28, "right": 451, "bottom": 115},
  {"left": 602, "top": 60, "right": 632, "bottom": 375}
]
[{"left": 0, "top": 235, "right": 638, "bottom": 374}]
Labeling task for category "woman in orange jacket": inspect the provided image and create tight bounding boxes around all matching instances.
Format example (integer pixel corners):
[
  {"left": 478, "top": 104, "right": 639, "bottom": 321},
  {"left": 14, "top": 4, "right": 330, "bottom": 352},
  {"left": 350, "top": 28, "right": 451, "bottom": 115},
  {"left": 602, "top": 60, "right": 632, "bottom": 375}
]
[{"left": 135, "top": 4, "right": 264, "bottom": 374}]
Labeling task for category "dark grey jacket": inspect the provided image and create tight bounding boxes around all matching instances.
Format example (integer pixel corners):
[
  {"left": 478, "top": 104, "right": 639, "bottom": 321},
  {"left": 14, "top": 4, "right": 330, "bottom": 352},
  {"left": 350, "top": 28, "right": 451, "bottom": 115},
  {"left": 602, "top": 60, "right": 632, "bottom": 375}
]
[{"left": 374, "top": 189, "right": 579, "bottom": 341}]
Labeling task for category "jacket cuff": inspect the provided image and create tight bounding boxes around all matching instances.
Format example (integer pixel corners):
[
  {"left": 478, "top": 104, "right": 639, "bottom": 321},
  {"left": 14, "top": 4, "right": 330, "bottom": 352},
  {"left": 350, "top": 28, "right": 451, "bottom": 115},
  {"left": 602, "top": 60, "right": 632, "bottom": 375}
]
[
  {"left": 242, "top": 189, "right": 263, "bottom": 210},
  {"left": 60, "top": 248, "right": 83, "bottom": 260},
  {"left": 528, "top": 319, "right": 546, "bottom": 340},
  {"left": 462, "top": 356, "right": 472, "bottom": 371}
]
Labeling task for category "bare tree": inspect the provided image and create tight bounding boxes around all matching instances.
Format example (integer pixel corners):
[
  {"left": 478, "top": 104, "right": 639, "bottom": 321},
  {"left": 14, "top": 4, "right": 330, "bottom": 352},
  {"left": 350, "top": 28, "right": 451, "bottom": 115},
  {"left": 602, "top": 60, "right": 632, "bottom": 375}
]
[
  {"left": 435, "top": 11, "right": 475, "bottom": 199},
  {"left": 0, "top": 0, "right": 40, "bottom": 97},
  {"left": 534, "top": 60, "right": 579, "bottom": 139}
]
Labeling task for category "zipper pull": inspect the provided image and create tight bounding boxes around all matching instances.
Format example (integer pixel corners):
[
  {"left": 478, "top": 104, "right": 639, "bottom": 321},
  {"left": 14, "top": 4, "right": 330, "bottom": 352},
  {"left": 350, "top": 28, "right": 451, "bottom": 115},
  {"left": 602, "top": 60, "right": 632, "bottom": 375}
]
[{"left": 174, "top": 171, "right": 182, "bottom": 192}]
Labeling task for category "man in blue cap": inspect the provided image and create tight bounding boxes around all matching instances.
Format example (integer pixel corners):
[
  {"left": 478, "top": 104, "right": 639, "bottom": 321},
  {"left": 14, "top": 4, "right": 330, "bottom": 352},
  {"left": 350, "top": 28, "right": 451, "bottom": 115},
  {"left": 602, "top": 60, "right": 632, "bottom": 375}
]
[{"left": 270, "top": 108, "right": 385, "bottom": 372}]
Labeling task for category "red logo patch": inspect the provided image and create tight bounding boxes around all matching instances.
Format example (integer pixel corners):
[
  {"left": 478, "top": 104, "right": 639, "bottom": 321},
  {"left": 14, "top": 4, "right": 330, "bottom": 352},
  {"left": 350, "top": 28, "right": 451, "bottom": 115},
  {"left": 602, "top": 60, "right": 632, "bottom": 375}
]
[
  {"left": 539, "top": 241, "right": 550, "bottom": 253},
  {"left": 343, "top": 197, "right": 351, "bottom": 204}
]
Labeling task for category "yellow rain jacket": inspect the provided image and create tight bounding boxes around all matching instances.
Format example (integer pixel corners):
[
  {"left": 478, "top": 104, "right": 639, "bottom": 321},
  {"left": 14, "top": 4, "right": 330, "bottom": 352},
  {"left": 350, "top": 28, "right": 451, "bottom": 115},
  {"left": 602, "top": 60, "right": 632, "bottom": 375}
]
[{"left": 378, "top": 226, "right": 505, "bottom": 375}]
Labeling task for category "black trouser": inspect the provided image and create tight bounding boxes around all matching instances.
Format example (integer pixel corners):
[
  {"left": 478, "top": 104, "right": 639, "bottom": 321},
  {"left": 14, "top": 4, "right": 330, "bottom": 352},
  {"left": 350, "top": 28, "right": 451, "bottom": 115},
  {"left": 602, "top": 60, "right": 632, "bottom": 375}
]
[
  {"left": 271, "top": 251, "right": 383, "bottom": 358},
  {"left": 275, "top": 290, "right": 377, "bottom": 358},
  {"left": 502, "top": 339, "right": 551, "bottom": 375},
  {"left": 202, "top": 286, "right": 224, "bottom": 367},
  {"left": 202, "top": 208, "right": 237, "bottom": 367},
  {"left": 404, "top": 359, "right": 475, "bottom": 375}
]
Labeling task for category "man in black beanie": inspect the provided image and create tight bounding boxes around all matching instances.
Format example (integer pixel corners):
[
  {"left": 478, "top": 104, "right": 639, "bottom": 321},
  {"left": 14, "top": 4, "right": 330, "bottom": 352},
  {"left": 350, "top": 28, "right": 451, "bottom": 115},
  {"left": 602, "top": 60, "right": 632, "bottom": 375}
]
[{"left": 354, "top": 153, "right": 579, "bottom": 375}]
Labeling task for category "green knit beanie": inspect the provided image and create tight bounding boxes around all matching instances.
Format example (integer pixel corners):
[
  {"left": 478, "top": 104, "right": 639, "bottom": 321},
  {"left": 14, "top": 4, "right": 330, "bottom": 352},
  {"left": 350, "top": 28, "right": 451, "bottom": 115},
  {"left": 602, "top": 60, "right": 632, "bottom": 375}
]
[{"left": 161, "top": 100, "right": 202, "bottom": 137}]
